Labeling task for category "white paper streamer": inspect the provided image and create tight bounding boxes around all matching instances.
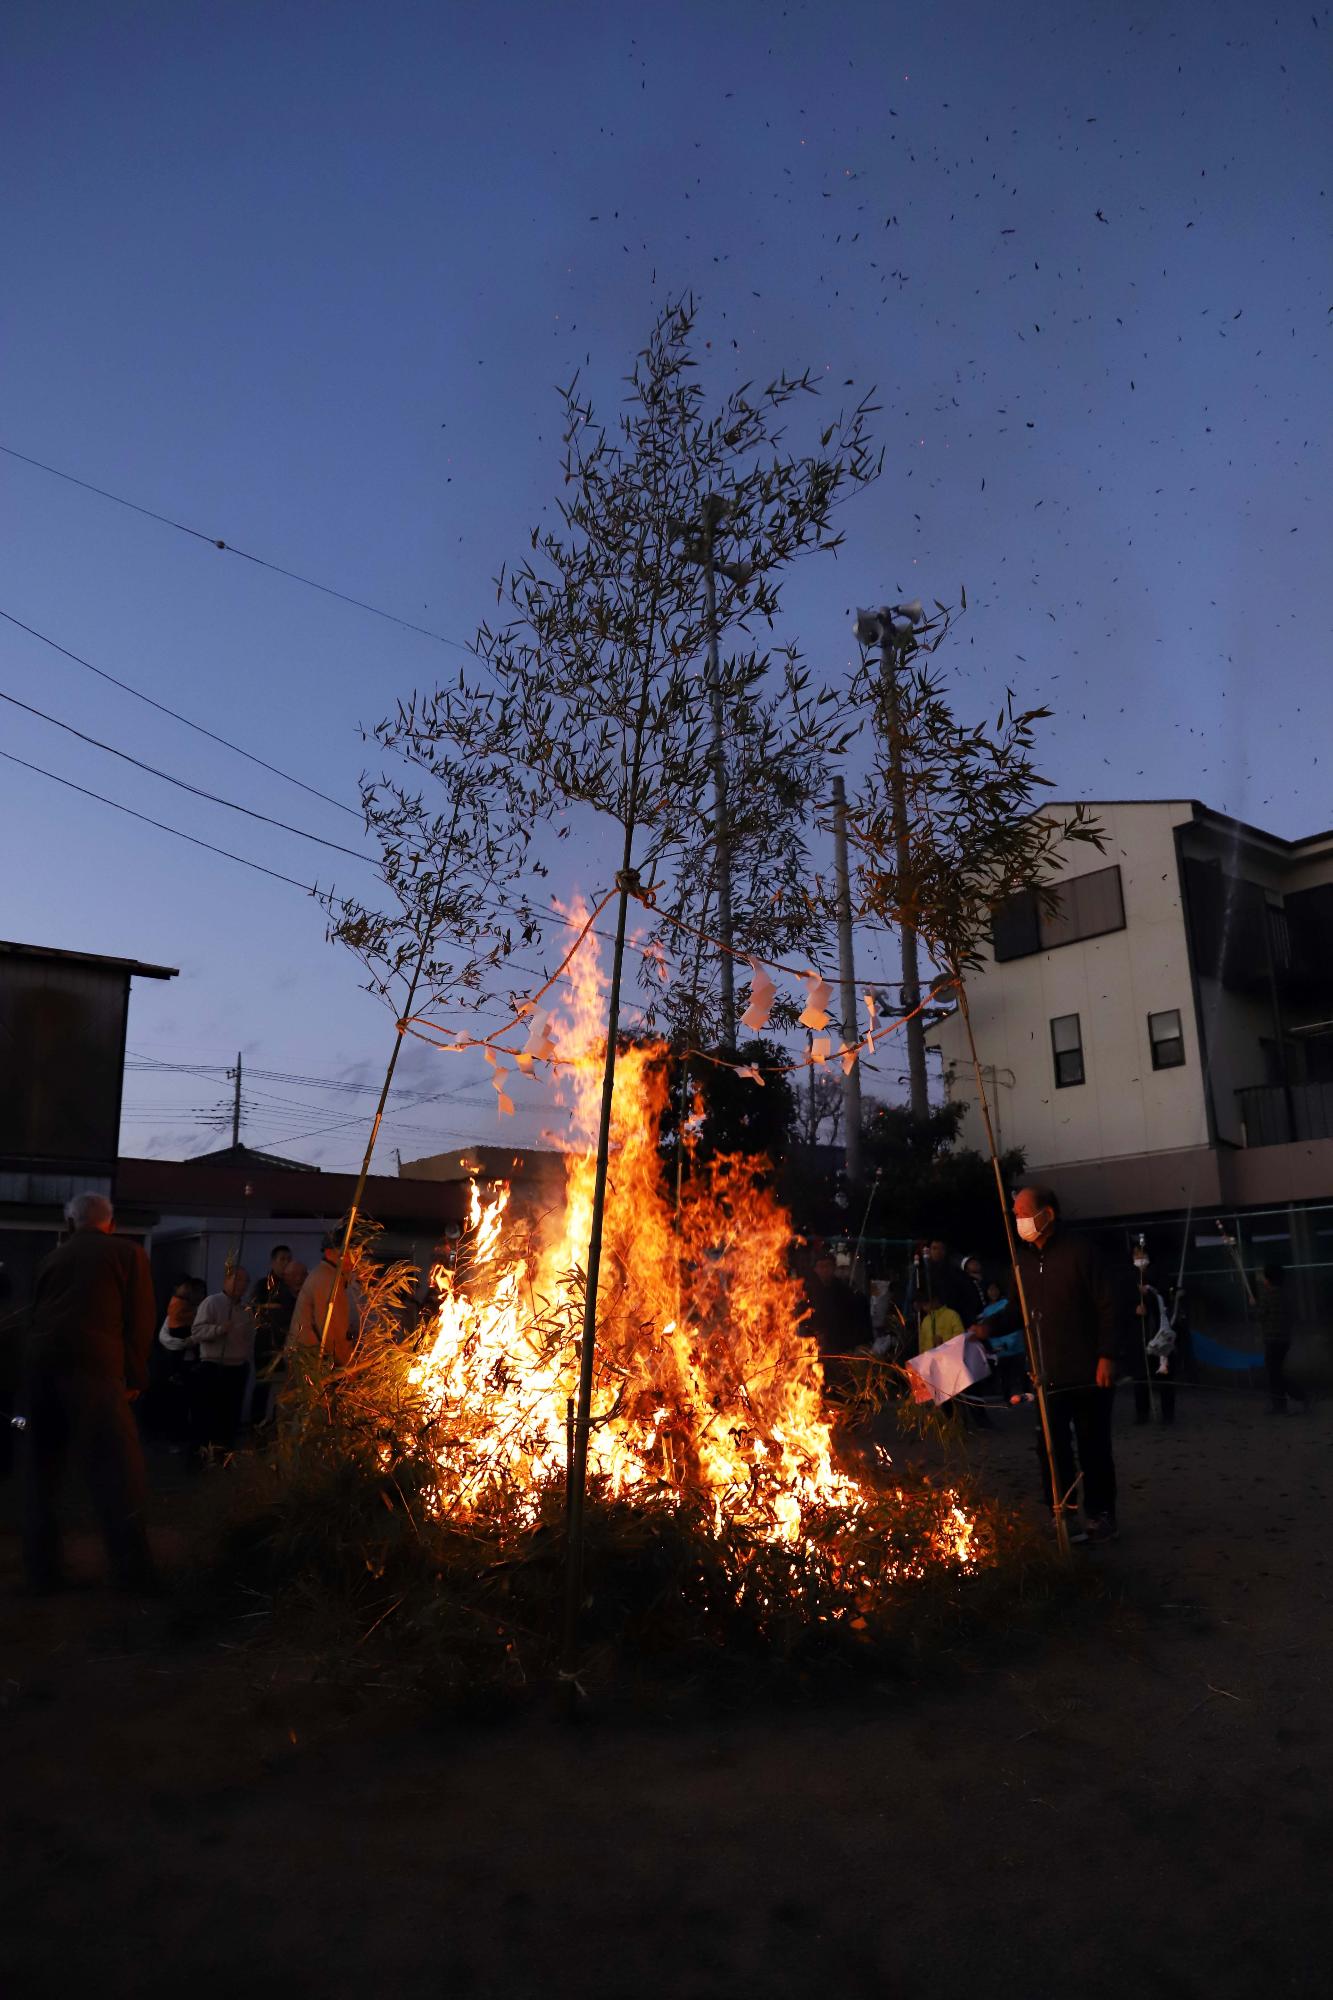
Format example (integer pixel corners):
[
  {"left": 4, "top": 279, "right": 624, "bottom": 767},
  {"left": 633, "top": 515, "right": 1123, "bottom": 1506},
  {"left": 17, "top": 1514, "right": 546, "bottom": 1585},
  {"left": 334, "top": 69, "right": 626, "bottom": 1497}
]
[
  {"left": 741, "top": 959, "right": 776, "bottom": 1033},
  {"left": 799, "top": 972, "right": 832, "bottom": 1032},
  {"left": 517, "top": 1007, "right": 556, "bottom": 1071}
]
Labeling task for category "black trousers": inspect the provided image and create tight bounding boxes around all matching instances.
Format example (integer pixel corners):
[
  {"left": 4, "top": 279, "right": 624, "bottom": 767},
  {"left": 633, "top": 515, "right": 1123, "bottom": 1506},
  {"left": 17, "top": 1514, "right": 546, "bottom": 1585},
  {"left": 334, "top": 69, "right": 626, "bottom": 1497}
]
[
  {"left": 994, "top": 1352, "right": 1029, "bottom": 1401},
  {"left": 19, "top": 1369, "right": 155, "bottom": 1590},
  {"left": 1131, "top": 1351, "right": 1177, "bottom": 1423},
  {"left": 191, "top": 1361, "right": 249, "bottom": 1452},
  {"left": 1038, "top": 1384, "right": 1117, "bottom": 1522}
]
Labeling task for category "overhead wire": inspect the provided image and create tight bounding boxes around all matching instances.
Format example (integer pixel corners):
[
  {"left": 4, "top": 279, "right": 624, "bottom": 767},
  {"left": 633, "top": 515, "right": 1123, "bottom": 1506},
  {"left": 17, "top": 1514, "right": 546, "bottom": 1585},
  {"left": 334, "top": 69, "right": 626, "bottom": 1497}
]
[
  {"left": 0, "top": 738, "right": 559, "bottom": 985},
  {"left": 0, "top": 455, "right": 893, "bottom": 1018},
  {"left": 120, "top": 1051, "right": 494, "bottom": 1151},
  {"left": 0, "top": 680, "right": 375, "bottom": 863},
  {"left": 0, "top": 441, "right": 499, "bottom": 681},
  {"left": 1, "top": 474, "right": 935, "bottom": 1135},
  {"left": 2, "top": 601, "right": 831, "bottom": 1002},
  {"left": 0, "top": 604, "right": 361, "bottom": 819},
  {"left": 0, "top": 745, "right": 323, "bottom": 893}
]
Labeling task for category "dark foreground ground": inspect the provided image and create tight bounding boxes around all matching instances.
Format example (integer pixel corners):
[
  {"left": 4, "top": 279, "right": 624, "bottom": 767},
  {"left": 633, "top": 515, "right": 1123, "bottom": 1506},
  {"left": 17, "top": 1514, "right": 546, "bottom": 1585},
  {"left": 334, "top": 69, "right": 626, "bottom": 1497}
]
[{"left": 1, "top": 1386, "right": 1328, "bottom": 2000}]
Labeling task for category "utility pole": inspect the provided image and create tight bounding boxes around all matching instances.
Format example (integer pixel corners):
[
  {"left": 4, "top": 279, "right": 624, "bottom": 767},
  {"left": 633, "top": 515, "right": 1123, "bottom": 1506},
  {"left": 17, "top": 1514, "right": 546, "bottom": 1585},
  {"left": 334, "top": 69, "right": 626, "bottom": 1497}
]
[
  {"left": 831, "top": 775, "right": 862, "bottom": 1186},
  {"left": 855, "top": 606, "right": 930, "bottom": 1123},
  {"left": 230, "top": 1052, "right": 242, "bottom": 1148}
]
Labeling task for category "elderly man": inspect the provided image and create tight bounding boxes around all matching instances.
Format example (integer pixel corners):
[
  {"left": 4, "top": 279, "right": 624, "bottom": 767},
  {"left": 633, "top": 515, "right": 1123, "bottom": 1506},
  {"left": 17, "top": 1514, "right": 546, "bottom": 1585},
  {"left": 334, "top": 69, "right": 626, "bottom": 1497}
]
[
  {"left": 186, "top": 1265, "right": 255, "bottom": 1453},
  {"left": 19, "top": 1191, "right": 157, "bottom": 1593},
  {"left": 288, "top": 1232, "right": 362, "bottom": 1367},
  {"left": 984, "top": 1185, "right": 1119, "bottom": 1543}
]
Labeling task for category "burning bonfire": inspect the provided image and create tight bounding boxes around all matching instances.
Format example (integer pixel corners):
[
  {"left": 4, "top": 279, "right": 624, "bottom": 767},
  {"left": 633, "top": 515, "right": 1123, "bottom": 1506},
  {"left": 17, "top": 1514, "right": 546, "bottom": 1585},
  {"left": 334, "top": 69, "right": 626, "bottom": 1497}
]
[
  {"left": 238, "top": 919, "right": 1016, "bottom": 1700},
  {"left": 402, "top": 926, "right": 981, "bottom": 1592}
]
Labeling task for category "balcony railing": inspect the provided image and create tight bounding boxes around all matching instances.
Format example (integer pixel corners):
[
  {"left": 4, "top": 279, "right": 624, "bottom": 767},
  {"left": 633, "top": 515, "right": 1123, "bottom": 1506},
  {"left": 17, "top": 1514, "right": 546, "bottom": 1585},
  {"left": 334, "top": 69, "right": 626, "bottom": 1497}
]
[{"left": 1237, "top": 1081, "right": 1333, "bottom": 1146}]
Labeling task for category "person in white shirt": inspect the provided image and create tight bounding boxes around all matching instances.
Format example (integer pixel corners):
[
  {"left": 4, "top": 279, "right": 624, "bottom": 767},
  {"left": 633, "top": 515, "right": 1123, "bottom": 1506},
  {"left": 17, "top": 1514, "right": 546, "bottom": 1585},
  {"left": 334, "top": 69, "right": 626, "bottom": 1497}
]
[{"left": 187, "top": 1266, "right": 255, "bottom": 1454}]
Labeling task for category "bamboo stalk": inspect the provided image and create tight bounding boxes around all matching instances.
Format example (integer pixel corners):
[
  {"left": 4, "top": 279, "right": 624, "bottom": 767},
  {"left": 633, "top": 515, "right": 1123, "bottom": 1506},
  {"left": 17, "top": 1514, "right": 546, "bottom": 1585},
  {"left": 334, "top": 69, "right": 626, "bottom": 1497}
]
[
  {"left": 559, "top": 861, "right": 636, "bottom": 1681},
  {"left": 956, "top": 979, "right": 1070, "bottom": 1558},
  {"left": 317, "top": 858, "right": 454, "bottom": 1362}
]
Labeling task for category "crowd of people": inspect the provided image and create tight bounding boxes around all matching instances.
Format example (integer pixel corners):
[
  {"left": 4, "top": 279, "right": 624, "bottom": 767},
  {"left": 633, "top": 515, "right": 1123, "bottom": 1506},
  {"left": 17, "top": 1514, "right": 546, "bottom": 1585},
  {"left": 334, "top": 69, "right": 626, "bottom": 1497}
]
[
  {"left": 10, "top": 1197, "right": 362, "bottom": 1594},
  {"left": 801, "top": 1185, "right": 1220, "bottom": 1547},
  {"left": 145, "top": 1236, "right": 363, "bottom": 1456},
  {"left": 3, "top": 1182, "right": 1311, "bottom": 1595}
]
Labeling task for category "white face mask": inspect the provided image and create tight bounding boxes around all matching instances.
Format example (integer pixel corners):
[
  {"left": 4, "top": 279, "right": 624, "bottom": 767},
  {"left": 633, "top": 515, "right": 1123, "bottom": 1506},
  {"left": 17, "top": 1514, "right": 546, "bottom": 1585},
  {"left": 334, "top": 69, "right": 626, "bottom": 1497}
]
[{"left": 1015, "top": 1210, "right": 1051, "bottom": 1243}]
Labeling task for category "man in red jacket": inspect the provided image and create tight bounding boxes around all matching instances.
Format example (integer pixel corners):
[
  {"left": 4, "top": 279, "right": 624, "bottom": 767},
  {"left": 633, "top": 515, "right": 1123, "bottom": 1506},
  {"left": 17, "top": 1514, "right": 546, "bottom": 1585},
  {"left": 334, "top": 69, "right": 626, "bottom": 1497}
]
[{"left": 19, "top": 1191, "right": 157, "bottom": 1593}]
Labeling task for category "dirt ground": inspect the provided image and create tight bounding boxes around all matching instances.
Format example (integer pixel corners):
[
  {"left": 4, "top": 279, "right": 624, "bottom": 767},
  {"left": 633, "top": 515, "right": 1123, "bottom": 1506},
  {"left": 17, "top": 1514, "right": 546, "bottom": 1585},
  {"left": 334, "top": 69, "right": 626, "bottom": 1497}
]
[{"left": 1, "top": 1385, "right": 1328, "bottom": 2000}]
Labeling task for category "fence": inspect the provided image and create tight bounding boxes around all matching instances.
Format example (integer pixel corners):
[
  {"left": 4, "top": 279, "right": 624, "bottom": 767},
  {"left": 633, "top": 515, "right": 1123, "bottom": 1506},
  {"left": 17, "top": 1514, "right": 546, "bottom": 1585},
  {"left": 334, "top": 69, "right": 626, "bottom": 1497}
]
[{"left": 1097, "top": 1201, "right": 1333, "bottom": 1377}]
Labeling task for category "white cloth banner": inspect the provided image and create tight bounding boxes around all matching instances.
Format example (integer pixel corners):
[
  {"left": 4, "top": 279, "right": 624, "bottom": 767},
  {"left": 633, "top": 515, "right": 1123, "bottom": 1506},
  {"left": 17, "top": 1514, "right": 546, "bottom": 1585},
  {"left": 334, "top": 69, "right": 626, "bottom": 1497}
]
[{"left": 905, "top": 1332, "right": 992, "bottom": 1406}]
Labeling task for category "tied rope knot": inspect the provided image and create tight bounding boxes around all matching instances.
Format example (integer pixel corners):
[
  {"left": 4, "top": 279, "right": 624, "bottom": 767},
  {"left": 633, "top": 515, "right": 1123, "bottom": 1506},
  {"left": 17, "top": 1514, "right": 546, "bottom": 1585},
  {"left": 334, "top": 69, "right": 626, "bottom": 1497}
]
[{"left": 615, "top": 866, "right": 644, "bottom": 897}]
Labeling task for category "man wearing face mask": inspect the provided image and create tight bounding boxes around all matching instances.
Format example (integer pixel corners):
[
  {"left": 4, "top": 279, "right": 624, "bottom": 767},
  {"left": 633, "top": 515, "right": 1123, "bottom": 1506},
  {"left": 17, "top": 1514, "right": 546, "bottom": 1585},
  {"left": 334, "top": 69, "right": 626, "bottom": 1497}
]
[{"left": 986, "top": 1185, "right": 1119, "bottom": 1544}]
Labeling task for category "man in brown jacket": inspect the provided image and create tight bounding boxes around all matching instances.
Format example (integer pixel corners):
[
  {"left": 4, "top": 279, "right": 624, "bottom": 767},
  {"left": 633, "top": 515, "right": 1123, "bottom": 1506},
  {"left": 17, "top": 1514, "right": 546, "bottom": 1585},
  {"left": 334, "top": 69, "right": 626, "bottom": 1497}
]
[
  {"left": 19, "top": 1191, "right": 157, "bottom": 1592},
  {"left": 287, "top": 1232, "right": 362, "bottom": 1367}
]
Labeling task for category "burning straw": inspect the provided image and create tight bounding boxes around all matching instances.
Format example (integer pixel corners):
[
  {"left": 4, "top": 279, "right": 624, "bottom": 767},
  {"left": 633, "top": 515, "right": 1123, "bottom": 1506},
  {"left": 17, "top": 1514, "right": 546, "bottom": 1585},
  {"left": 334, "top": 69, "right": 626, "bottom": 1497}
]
[{"left": 203, "top": 939, "right": 1045, "bottom": 1706}]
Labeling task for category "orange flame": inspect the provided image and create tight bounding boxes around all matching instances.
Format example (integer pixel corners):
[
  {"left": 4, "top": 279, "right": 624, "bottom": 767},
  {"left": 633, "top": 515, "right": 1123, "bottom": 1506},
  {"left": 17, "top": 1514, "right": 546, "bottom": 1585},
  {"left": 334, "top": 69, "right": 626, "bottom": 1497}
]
[{"left": 409, "top": 904, "right": 976, "bottom": 1569}]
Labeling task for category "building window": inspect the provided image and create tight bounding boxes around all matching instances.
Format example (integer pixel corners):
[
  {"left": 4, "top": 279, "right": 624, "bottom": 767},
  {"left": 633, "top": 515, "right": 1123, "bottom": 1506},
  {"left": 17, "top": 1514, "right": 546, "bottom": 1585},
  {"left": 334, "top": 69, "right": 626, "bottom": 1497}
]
[
  {"left": 992, "top": 865, "right": 1126, "bottom": 962},
  {"left": 1148, "top": 1009, "right": 1185, "bottom": 1070},
  {"left": 1051, "top": 1014, "right": 1085, "bottom": 1088}
]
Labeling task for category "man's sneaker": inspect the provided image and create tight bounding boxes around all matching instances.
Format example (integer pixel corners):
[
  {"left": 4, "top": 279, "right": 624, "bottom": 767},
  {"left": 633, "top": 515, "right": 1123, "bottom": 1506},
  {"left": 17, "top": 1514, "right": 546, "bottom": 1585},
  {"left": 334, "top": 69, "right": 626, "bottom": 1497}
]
[
  {"left": 1084, "top": 1514, "right": 1119, "bottom": 1545},
  {"left": 1056, "top": 1512, "right": 1088, "bottom": 1544}
]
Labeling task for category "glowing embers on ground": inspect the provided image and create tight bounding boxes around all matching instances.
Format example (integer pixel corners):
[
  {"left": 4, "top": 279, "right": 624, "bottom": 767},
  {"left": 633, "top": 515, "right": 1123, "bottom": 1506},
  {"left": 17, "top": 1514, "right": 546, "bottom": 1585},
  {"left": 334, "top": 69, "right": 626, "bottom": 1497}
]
[{"left": 407, "top": 910, "right": 979, "bottom": 1572}]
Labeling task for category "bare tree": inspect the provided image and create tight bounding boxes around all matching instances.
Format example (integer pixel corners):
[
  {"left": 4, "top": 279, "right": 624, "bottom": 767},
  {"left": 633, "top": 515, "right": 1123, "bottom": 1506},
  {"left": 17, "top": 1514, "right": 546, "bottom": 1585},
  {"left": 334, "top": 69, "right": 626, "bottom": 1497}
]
[{"left": 797, "top": 1065, "right": 845, "bottom": 1149}]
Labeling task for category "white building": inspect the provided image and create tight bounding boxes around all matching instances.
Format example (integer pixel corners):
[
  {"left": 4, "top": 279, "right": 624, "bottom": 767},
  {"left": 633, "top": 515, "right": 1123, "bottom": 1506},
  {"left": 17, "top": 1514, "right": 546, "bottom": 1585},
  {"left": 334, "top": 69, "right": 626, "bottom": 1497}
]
[{"left": 927, "top": 800, "right": 1333, "bottom": 1226}]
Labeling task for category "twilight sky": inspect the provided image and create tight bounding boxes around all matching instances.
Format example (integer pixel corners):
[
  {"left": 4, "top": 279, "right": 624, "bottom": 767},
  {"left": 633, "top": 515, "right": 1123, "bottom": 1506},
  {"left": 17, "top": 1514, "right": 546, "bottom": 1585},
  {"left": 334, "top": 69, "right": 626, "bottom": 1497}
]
[{"left": 2, "top": 0, "right": 1329, "bottom": 1168}]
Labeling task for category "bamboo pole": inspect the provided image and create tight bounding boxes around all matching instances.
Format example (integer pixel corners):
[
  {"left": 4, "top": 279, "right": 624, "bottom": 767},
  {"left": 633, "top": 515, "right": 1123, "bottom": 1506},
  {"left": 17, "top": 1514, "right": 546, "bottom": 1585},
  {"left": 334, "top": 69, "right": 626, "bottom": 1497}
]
[
  {"left": 1135, "top": 1234, "right": 1156, "bottom": 1424},
  {"left": 832, "top": 775, "right": 862, "bottom": 1186},
  {"left": 956, "top": 979, "right": 1070, "bottom": 1557},
  {"left": 317, "top": 865, "right": 453, "bottom": 1362},
  {"left": 559, "top": 859, "right": 636, "bottom": 1682},
  {"left": 557, "top": 547, "right": 662, "bottom": 1693}
]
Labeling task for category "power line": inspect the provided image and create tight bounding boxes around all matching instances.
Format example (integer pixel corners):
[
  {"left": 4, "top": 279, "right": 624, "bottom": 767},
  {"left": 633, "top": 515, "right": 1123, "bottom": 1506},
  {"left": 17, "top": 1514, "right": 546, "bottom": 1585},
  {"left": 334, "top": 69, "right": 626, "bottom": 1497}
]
[
  {"left": 0, "top": 604, "right": 360, "bottom": 819},
  {"left": 0, "top": 441, "right": 497, "bottom": 677},
  {"left": 1, "top": 675, "right": 829, "bottom": 1021},
  {"left": 122, "top": 1056, "right": 488, "bottom": 1120},
  {"left": 124, "top": 1051, "right": 492, "bottom": 1107},
  {"left": 0, "top": 599, "right": 735, "bottom": 987},
  {"left": 0, "top": 678, "right": 374, "bottom": 865},
  {"left": 0, "top": 745, "right": 322, "bottom": 893}
]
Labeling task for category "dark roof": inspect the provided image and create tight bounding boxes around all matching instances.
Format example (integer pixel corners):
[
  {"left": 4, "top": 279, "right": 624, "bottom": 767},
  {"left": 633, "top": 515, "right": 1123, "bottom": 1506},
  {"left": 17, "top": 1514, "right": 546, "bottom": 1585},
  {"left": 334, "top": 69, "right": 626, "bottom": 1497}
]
[
  {"left": 400, "top": 1144, "right": 567, "bottom": 1183},
  {"left": 1041, "top": 801, "right": 1333, "bottom": 854},
  {"left": 117, "top": 1154, "right": 471, "bottom": 1229},
  {"left": 1188, "top": 801, "right": 1333, "bottom": 855},
  {"left": 0, "top": 938, "right": 177, "bottom": 980},
  {"left": 187, "top": 1143, "right": 314, "bottom": 1173}
]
